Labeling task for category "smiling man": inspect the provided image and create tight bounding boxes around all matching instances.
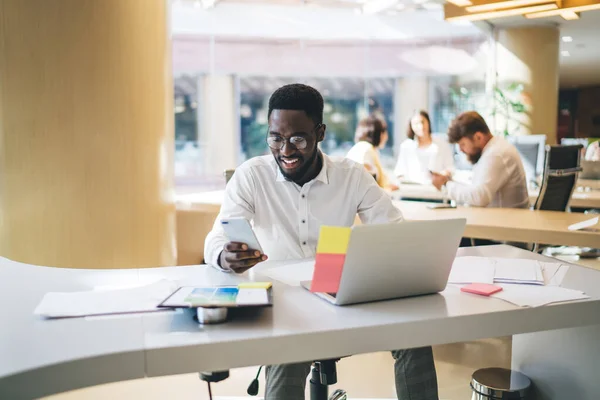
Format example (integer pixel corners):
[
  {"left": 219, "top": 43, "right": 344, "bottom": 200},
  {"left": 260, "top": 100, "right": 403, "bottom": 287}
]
[{"left": 204, "top": 84, "right": 439, "bottom": 400}]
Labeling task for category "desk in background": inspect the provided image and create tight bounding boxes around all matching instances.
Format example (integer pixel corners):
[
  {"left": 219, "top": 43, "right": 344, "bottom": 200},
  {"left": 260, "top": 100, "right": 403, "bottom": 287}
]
[
  {"left": 397, "top": 181, "right": 600, "bottom": 210},
  {"left": 2, "top": 246, "right": 600, "bottom": 400},
  {"left": 395, "top": 201, "right": 599, "bottom": 248},
  {"left": 175, "top": 191, "right": 599, "bottom": 250}
]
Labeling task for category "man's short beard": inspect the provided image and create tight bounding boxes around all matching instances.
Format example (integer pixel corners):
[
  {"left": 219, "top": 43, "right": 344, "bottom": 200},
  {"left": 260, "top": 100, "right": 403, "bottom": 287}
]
[
  {"left": 468, "top": 149, "right": 482, "bottom": 164},
  {"left": 279, "top": 145, "right": 319, "bottom": 182}
]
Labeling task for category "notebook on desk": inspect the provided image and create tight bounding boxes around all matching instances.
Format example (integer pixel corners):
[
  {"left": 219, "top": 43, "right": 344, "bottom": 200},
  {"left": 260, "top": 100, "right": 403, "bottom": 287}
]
[
  {"left": 159, "top": 283, "right": 273, "bottom": 309},
  {"left": 300, "top": 219, "right": 466, "bottom": 306}
]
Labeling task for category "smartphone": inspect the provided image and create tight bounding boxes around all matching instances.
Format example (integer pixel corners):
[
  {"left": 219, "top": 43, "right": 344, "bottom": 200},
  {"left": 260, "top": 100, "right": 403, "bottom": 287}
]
[
  {"left": 220, "top": 217, "right": 263, "bottom": 253},
  {"left": 427, "top": 203, "right": 457, "bottom": 209}
]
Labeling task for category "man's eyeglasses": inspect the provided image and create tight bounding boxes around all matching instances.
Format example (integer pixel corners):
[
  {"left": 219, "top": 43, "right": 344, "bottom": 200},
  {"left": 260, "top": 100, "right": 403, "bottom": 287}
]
[{"left": 266, "top": 124, "right": 323, "bottom": 151}]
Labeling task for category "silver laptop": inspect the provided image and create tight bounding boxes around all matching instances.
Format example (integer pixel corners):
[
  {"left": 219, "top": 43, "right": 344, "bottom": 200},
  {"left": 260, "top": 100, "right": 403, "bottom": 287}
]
[
  {"left": 301, "top": 218, "right": 466, "bottom": 306},
  {"left": 580, "top": 160, "right": 600, "bottom": 180}
]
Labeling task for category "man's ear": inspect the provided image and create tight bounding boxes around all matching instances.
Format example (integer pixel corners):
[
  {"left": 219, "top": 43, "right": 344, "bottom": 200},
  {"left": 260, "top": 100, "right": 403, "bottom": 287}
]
[{"left": 317, "top": 124, "right": 326, "bottom": 143}]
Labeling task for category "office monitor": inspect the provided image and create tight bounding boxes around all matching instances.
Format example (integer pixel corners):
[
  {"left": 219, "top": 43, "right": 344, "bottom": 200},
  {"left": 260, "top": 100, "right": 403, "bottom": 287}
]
[{"left": 507, "top": 134, "right": 546, "bottom": 184}]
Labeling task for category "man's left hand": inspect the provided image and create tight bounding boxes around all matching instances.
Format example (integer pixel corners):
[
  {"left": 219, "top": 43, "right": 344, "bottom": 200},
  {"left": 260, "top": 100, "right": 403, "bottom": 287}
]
[{"left": 430, "top": 172, "right": 449, "bottom": 191}]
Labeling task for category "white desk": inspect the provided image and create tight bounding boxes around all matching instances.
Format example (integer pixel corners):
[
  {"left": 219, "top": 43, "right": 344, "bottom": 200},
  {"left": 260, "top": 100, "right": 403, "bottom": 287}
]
[{"left": 2, "top": 246, "right": 600, "bottom": 400}]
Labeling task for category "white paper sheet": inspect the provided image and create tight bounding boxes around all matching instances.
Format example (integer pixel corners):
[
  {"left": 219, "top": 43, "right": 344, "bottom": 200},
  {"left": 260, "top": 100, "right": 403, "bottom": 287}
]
[
  {"left": 492, "top": 284, "right": 589, "bottom": 307},
  {"left": 448, "top": 256, "right": 495, "bottom": 284},
  {"left": 34, "top": 280, "right": 177, "bottom": 318},
  {"left": 258, "top": 260, "right": 315, "bottom": 286},
  {"left": 236, "top": 288, "right": 269, "bottom": 305},
  {"left": 492, "top": 258, "right": 544, "bottom": 285},
  {"left": 568, "top": 216, "right": 599, "bottom": 231},
  {"left": 539, "top": 262, "right": 571, "bottom": 287}
]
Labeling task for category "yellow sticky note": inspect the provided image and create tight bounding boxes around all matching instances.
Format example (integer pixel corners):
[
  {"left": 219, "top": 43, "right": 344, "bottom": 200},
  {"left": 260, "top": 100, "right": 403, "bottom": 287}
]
[
  {"left": 316, "top": 226, "right": 352, "bottom": 254},
  {"left": 238, "top": 282, "right": 272, "bottom": 289}
]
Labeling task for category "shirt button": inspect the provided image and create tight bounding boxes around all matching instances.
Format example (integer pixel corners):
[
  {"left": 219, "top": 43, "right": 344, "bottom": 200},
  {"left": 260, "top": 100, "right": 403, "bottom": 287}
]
[
  {"left": 303, "top": 241, "right": 307, "bottom": 245},
  {"left": 301, "top": 194, "right": 305, "bottom": 198},
  {"left": 302, "top": 219, "right": 306, "bottom": 223}
]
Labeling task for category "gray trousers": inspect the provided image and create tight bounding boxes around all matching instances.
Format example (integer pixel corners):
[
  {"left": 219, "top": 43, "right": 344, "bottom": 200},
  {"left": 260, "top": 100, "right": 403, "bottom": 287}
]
[{"left": 265, "top": 346, "right": 438, "bottom": 400}]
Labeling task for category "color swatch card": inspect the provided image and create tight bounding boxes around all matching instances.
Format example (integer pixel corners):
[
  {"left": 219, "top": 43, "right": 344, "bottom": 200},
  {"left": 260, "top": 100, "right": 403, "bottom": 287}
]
[{"left": 310, "top": 226, "right": 351, "bottom": 293}]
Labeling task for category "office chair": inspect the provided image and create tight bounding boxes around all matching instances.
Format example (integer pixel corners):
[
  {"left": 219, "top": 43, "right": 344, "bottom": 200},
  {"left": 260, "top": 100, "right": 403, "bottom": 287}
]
[
  {"left": 532, "top": 145, "right": 583, "bottom": 253},
  {"left": 533, "top": 145, "right": 583, "bottom": 212}
]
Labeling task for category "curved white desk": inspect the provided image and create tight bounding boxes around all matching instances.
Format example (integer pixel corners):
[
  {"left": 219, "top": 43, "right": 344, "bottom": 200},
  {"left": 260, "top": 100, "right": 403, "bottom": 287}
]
[{"left": 2, "top": 246, "right": 600, "bottom": 399}]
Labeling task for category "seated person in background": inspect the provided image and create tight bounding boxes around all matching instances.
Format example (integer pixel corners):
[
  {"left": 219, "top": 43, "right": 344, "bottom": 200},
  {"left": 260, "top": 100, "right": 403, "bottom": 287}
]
[
  {"left": 205, "top": 84, "right": 438, "bottom": 400},
  {"left": 346, "top": 116, "right": 399, "bottom": 191},
  {"left": 394, "top": 110, "right": 454, "bottom": 184},
  {"left": 585, "top": 140, "right": 600, "bottom": 161},
  {"left": 431, "top": 111, "right": 529, "bottom": 209}
]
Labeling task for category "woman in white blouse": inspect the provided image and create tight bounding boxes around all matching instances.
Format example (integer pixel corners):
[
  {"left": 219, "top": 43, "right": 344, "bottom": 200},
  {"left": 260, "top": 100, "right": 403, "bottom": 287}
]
[
  {"left": 346, "top": 116, "right": 398, "bottom": 191},
  {"left": 394, "top": 110, "right": 454, "bottom": 184}
]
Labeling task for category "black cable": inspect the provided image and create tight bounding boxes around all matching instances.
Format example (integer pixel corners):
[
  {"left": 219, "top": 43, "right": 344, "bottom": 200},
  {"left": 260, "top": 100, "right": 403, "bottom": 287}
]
[
  {"left": 207, "top": 381, "right": 213, "bottom": 400},
  {"left": 247, "top": 365, "right": 263, "bottom": 396}
]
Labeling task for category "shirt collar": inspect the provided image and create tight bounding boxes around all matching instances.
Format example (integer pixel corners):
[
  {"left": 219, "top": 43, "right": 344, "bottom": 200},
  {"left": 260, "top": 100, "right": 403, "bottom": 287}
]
[
  {"left": 482, "top": 135, "right": 497, "bottom": 155},
  {"left": 274, "top": 151, "right": 330, "bottom": 185}
]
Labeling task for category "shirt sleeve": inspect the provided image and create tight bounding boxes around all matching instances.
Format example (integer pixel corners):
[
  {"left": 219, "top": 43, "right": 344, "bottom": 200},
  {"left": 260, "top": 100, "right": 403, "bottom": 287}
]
[
  {"left": 362, "top": 146, "right": 378, "bottom": 176},
  {"left": 204, "top": 167, "right": 256, "bottom": 269},
  {"left": 445, "top": 153, "right": 509, "bottom": 207},
  {"left": 356, "top": 166, "right": 403, "bottom": 224},
  {"left": 441, "top": 142, "right": 455, "bottom": 173}
]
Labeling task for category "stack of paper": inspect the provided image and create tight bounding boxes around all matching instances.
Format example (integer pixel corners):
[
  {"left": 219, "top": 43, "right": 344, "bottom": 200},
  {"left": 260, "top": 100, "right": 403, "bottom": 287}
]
[
  {"left": 448, "top": 256, "right": 495, "bottom": 284},
  {"left": 539, "top": 262, "right": 571, "bottom": 287},
  {"left": 34, "top": 280, "right": 177, "bottom": 318},
  {"left": 493, "top": 258, "right": 544, "bottom": 285},
  {"left": 492, "top": 284, "right": 589, "bottom": 307},
  {"left": 448, "top": 256, "right": 585, "bottom": 307}
]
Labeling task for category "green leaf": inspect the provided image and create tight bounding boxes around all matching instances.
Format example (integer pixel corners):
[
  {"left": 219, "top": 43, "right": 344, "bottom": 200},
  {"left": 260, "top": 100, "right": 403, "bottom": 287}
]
[
  {"left": 494, "top": 87, "right": 506, "bottom": 99},
  {"left": 511, "top": 103, "right": 526, "bottom": 113},
  {"left": 507, "top": 82, "right": 523, "bottom": 92}
]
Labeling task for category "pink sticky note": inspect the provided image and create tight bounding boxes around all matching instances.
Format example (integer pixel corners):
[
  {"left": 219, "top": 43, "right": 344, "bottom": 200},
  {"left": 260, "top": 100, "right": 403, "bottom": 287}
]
[
  {"left": 310, "top": 253, "right": 345, "bottom": 293},
  {"left": 461, "top": 283, "right": 503, "bottom": 296}
]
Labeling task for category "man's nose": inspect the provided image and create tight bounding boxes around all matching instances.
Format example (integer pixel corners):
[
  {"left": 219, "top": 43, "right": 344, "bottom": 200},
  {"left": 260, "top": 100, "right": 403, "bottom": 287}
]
[{"left": 281, "top": 141, "right": 296, "bottom": 156}]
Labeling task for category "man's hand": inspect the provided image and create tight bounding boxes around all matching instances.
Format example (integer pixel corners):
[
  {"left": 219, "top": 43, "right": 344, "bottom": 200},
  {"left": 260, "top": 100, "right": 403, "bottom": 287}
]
[
  {"left": 386, "top": 183, "right": 400, "bottom": 192},
  {"left": 430, "top": 171, "right": 450, "bottom": 191},
  {"left": 219, "top": 242, "right": 268, "bottom": 274}
]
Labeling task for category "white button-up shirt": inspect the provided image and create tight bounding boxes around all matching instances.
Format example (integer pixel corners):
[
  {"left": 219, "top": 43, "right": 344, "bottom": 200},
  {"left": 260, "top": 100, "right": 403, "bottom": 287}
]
[
  {"left": 204, "top": 153, "right": 404, "bottom": 267},
  {"left": 446, "top": 136, "right": 529, "bottom": 209}
]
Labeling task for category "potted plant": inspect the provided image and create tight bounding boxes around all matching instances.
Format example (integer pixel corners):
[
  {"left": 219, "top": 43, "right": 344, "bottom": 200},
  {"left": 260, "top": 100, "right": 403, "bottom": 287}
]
[{"left": 491, "top": 82, "right": 527, "bottom": 137}]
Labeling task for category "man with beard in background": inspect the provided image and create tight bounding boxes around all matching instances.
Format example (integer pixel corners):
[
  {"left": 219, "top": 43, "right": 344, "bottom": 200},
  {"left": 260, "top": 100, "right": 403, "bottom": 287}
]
[{"left": 431, "top": 111, "right": 529, "bottom": 210}]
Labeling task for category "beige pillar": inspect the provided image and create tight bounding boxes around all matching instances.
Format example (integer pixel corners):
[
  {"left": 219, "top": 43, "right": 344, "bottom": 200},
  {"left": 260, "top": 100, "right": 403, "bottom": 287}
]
[
  {"left": 0, "top": 0, "right": 176, "bottom": 269},
  {"left": 495, "top": 26, "right": 560, "bottom": 143},
  {"left": 201, "top": 74, "right": 239, "bottom": 175},
  {"left": 394, "top": 77, "right": 429, "bottom": 152}
]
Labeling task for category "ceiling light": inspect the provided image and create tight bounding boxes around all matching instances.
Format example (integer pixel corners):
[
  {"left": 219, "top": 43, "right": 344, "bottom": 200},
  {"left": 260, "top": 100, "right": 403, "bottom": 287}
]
[
  {"left": 447, "top": 0, "right": 473, "bottom": 6},
  {"left": 561, "top": 50, "right": 571, "bottom": 56},
  {"left": 362, "top": 0, "right": 399, "bottom": 14},
  {"left": 465, "top": 0, "right": 556, "bottom": 13},
  {"left": 525, "top": 1, "right": 600, "bottom": 18},
  {"left": 561, "top": 10, "right": 580, "bottom": 19},
  {"left": 446, "top": 3, "right": 558, "bottom": 21},
  {"left": 562, "top": 36, "right": 573, "bottom": 42}
]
